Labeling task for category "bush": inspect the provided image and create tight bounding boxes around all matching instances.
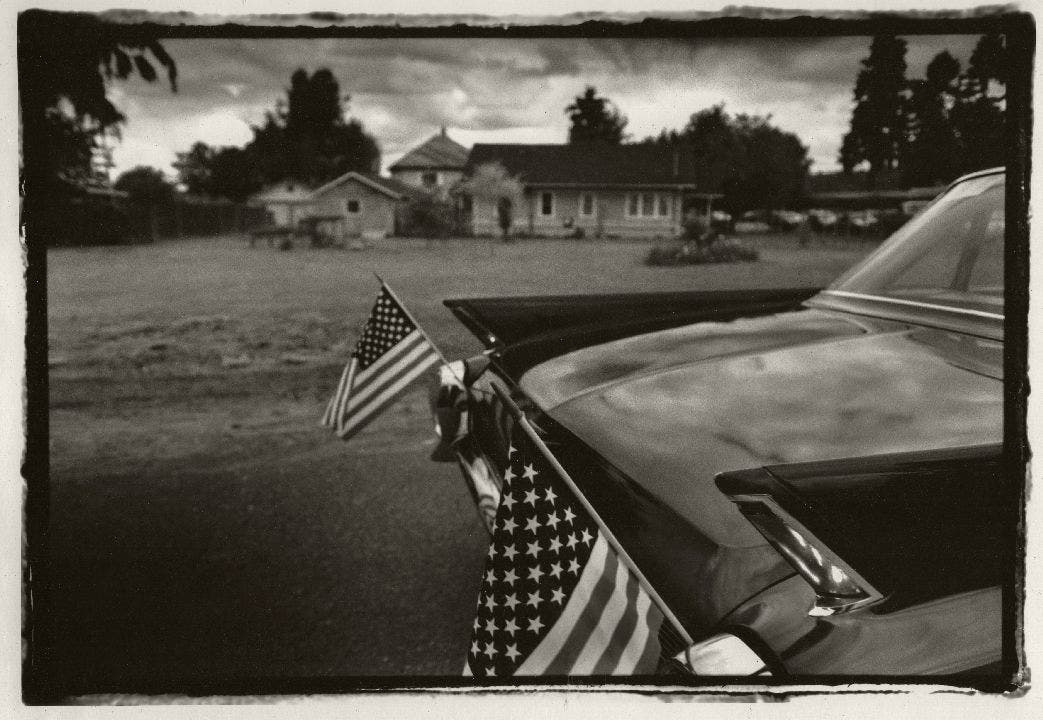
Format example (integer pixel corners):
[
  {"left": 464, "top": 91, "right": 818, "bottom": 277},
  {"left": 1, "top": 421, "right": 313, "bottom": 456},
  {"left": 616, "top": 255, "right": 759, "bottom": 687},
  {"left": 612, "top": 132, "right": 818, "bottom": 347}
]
[
  {"left": 398, "top": 195, "right": 456, "bottom": 239},
  {"left": 645, "top": 238, "right": 759, "bottom": 266}
]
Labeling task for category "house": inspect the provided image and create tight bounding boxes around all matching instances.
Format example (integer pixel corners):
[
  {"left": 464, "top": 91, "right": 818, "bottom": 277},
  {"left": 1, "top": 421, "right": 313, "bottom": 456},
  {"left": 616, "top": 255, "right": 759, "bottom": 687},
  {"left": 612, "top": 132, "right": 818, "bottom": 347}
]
[
  {"left": 462, "top": 144, "right": 718, "bottom": 238},
  {"left": 388, "top": 127, "right": 469, "bottom": 195},
  {"left": 249, "top": 180, "right": 314, "bottom": 227},
  {"left": 306, "top": 171, "right": 419, "bottom": 240}
]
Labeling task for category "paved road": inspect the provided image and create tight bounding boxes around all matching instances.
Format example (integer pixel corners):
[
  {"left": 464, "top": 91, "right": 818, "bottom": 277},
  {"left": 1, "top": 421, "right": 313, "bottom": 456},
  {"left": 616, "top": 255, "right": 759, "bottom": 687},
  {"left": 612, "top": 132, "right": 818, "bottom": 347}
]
[{"left": 45, "top": 378, "right": 490, "bottom": 693}]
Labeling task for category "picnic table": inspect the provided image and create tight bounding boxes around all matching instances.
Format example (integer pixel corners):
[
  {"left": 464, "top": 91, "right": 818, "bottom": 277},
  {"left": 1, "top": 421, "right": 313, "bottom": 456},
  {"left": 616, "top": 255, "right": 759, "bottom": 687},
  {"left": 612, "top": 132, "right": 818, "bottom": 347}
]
[
  {"left": 249, "top": 224, "right": 296, "bottom": 248},
  {"left": 298, "top": 215, "right": 347, "bottom": 248}
]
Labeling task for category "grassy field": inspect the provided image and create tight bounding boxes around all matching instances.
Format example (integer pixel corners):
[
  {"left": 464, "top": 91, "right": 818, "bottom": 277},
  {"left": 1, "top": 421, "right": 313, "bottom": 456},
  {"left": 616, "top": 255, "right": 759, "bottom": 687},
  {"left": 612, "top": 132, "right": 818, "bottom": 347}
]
[
  {"left": 48, "top": 234, "right": 872, "bottom": 474},
  {"left": 43, "top": 234, "right": 875, "bottom": 684}
]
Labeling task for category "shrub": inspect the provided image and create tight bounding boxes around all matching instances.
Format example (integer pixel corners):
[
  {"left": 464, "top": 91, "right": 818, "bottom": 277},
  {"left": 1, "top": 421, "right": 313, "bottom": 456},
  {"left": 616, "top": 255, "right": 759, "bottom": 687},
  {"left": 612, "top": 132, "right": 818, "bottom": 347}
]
[
  {"left": 399, "top": 195, "right": 456, "bottom": 239},
  {"left": 645, "top": 238, "right": 759, "bottom": 266}
]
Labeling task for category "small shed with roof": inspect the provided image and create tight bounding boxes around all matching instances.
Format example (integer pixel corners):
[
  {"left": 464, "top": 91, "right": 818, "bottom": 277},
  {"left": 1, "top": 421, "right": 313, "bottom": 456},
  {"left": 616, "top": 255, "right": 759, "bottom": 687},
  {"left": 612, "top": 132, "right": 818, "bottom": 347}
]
[{"left": 306, "top": 171, "right": 419, "bottom": 240}]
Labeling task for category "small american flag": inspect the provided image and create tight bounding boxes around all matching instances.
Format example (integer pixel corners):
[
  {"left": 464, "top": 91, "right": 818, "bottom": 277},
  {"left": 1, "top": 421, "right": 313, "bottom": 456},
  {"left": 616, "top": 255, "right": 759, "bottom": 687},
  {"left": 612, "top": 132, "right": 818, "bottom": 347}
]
[
  {"left": 465, "top": 423, "right": 665, "bottom": 677},
  {"left": 322, "top": 283, "right": 441, "bottom": 440}
]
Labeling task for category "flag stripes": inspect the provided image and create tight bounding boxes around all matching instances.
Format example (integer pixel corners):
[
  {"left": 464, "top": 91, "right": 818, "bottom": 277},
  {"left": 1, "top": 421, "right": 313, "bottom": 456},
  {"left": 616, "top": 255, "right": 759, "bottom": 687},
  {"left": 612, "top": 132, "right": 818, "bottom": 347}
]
[
  {"left": 322, "top": 284, "right": 442, "bottom": 441},
  {"left": 515, "top": 536, "right": 663, "bottom": 675}
]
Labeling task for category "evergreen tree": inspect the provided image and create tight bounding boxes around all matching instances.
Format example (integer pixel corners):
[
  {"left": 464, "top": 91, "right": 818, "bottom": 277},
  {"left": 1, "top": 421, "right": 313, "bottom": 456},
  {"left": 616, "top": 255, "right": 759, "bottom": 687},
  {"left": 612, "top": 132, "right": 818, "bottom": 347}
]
[
  {"left": 951, "top": 34, "right": 1007, "bottom": 175},
  {"left": 840, "top": 35, "right": 908, "bottom": 183},
  {"left": 902, "top": 51, "right": 962, "bottom": 185},
  {"left": 566, "top": 86, "right": 628, "bottom": 145}
]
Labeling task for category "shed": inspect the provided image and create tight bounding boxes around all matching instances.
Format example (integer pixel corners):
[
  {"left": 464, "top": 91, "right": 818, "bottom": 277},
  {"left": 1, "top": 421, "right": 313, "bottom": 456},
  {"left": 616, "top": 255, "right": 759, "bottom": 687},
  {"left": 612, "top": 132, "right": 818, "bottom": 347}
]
[
  {"left": 249, "top": 181, "right": 314, "bottom": 227},
  {"left": 307, "top": 171, "right": 416, "bottom": 240}
]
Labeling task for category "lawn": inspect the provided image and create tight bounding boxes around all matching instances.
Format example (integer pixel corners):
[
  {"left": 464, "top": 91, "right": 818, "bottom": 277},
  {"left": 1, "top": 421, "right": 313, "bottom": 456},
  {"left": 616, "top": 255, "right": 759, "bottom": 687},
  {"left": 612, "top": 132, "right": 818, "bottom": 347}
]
[{"left": 48, "top": 233, "right": 870, "bottom": 478}]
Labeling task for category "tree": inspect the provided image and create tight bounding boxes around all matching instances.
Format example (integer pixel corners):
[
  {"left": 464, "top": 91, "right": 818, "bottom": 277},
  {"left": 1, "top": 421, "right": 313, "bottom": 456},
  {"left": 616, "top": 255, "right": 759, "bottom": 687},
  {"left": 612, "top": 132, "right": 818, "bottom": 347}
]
[
  {"left": 646, "top": 105, "right": 809, "bottom": 215},
  {"left": 248, "top": 68, "right": 381, "bottom": 187},
  {"left": 951, "top": 34, "right": 1007, "bottom": 176},
  {"left": 901, "top": 51, "right": 963, "bottom": 185},
  {"left": 173, "top": 142, "right": 216, "bottom": 196},
  {"left": 566, "top": 86, "right": 628, "bottom": 145},
  {"left": 114, "top": 166, "right": 175, "bottom": 205},
  {"left": 840, "top": 35, "right": 909, "bottom": 182},
  {"left": 456, "top": 162, "right": 524, "bottom": 241},
  {"left": 19, "top": 10, "right": 177, "bottom": 197}
]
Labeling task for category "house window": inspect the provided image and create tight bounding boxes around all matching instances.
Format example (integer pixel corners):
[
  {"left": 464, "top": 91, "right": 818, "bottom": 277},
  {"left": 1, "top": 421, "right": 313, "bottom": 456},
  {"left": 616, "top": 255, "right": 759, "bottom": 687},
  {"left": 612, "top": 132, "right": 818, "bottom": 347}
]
[
  {"left": 540, "top": 191, "right": 555, "bottom": 216},
  {"left": 422, "top": 171, "right": 438, "bottom": 188},
  {"left": 626, "top": 192, "right": 672, "bottom": 219},
  {"left": 346, "top": 200, "right": 360, "bottom": 214},
  {"left": 579, "top": 192, "right": 595, "bottom": 217}
]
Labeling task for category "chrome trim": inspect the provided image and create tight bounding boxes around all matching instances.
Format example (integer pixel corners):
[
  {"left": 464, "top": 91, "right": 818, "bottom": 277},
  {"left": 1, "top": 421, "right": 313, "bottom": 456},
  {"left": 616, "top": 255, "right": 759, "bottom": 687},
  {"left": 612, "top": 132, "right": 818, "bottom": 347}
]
[
  {"left": 731, "top": 493, "right": 886, "bottom": 616},
  {"left": 820, "top": 290, "right": 1004, "bottom": 321}
]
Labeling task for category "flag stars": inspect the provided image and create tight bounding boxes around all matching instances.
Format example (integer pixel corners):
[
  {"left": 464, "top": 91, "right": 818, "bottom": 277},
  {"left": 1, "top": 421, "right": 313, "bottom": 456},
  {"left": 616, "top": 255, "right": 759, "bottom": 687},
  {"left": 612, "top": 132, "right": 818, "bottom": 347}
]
[
  {"left": 484, "top": 594, "right": 497, "bottom": 612},
  {"left": 526, "top": 540, "right": 541, "bottom": 559},
  {"left": 522, "top": 464, "right": 539, "bottom": 482},
  {"left": 485, "top": 666, "right": 497, "bottom": 677},
  {"left": 484, "top": 568, "right": 497, "bottom": 584},
  {"left": 501, "top": 493, "right": 516, "bottom": 512},
  {"left": 549, "top": 561, "right": 562, "bottom": 579},
  {"left": 523, "top": 488, "right": 539, "bottom": 507},
  {"left": 505, "top": 643, "right": 521, "bottom": 662},
  {"left": 581, "top": 528, "right": 594, "bottom": 546},
  {"left": 543, "top": 487, "right": 557, "bottom": 505},
  {"left": 551, "top": 588, "right": 566, "bottom": 605},
  {"left": 503, "top": 618, "right": 519, "bottom": 637},
  {"left": 487, "top": 545, "right": 498, "bottom": 560},
  {"left": 502, "top": 568, "right": 518, "bottom": 586},
  {"left": 525, "top": 516, "right": 540, "bottom": 535},
  {"left": 482, "top": 642, "right": 497, "bottom": 659},
  {"left": 502, "top": 517, "right": 518, "bottom": 534},
  {"left": 484, "top": 617, "right": 498, "bottom": 635},
  {"left": 526, "top": 591, "right": 541, "bottom": 608},
  {"left": 563, "top": 506, "right": 576, "bottom": 524},
  {"left": 503, "top": 545, "right": 518, "bottom": 562},
  {"left": 504, "top": 593, "right": 519, "bottom": 612},
  {"left": 527, "top": 616, "right": 545, "bottom": 634},
  {"left": 566, "top": 532, "right": 579, "bottom": 550},
  {"left": 548, "top": 536, "right": 562, "bottom": 554},
  {"left": 568, "top": 558, "right": 581, "bottom": 575},
  {"left": 471, "top": 639, "right": 480, "bottom": 656},
  {"left": 546, "top": 511, "right": 560, "bottom": 530},
  {"left": 527, "top": 565, "right": 545, "bottom": 583},
  {"left": 503, "top": 466, "right": 516, "bottom": 483}
]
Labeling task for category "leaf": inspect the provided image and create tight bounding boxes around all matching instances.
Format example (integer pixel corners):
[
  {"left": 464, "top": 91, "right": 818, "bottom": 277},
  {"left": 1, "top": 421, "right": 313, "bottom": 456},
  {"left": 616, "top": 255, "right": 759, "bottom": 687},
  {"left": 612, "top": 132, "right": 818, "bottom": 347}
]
[
  {"left": 133, "top": 54, "right": 157, "bottom": 83},
  {"left": 114, "top": 49, "right": 132, "bottom": 79}
]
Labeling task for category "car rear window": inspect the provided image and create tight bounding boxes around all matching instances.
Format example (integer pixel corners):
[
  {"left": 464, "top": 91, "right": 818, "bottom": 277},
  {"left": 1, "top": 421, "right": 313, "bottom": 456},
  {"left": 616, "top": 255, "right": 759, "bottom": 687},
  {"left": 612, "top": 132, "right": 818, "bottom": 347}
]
[{"left": 827, "top": 173, "right": 1004, "bottom": 316}]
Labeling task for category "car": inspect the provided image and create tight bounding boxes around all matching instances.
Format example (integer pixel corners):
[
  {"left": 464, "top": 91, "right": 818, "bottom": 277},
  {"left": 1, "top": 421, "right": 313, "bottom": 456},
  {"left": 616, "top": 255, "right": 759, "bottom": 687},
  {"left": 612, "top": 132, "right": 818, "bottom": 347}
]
[
  {"left": 430, "top": 168, "right": 1008, "bottom": 678},
  {"left": 771, "top": 209, "right": 807, "bottom": 230},
  {"left": 806, "top": 208, "right": 839, "bottom": 230},
  {"left": 846, "top": 208, "right": 880, "bottom": 232}
]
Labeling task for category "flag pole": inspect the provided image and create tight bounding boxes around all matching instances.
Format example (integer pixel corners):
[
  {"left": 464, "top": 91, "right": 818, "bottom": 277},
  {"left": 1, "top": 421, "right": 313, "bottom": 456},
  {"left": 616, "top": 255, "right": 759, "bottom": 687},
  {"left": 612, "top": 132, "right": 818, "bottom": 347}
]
[
  {"left": 491, "top": 380, "right": 695, "bottom": 648},
  {"left": 376, "top": 275, "right": 466, "bottom": 385}
]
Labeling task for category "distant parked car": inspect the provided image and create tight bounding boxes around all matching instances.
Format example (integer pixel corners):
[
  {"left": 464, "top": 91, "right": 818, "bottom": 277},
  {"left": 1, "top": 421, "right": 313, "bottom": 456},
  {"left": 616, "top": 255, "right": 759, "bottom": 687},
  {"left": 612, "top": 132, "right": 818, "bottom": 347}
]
[
  {"left": 807, "top": 208, "right": 839, "bottom": 231},
  {"left": 771, "top": 209, "right": 806, "bottom": 230},
  {"left": 846, "top": 209, "right": 879, "bottom": 233},
  {"left": 431, "top": 167, "right": 1007, "bottom": 677},
  {"left": 710, "top": 210, "right": 733, "bottom": 231}
]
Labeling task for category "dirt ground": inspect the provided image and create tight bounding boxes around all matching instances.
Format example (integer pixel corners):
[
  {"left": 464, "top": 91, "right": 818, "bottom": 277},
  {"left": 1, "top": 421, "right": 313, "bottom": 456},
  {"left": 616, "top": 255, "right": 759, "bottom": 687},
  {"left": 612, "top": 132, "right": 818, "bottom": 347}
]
[{"left": 44, "top": 234, "right": 871, "bottom": 689}]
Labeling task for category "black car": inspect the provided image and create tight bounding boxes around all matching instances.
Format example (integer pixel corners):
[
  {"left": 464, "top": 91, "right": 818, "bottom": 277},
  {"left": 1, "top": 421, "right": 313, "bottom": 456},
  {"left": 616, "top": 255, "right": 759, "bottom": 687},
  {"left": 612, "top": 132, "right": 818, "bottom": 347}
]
[{"left": 431, "top": 168, "right": 1008, "bottom": 677}]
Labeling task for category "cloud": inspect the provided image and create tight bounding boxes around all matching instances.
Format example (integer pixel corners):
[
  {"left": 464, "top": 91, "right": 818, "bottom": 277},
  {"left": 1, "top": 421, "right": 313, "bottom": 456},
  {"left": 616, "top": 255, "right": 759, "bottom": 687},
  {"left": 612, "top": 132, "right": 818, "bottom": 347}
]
[{"left": 106, "top": 34, "right": 987, "bottom": 178}]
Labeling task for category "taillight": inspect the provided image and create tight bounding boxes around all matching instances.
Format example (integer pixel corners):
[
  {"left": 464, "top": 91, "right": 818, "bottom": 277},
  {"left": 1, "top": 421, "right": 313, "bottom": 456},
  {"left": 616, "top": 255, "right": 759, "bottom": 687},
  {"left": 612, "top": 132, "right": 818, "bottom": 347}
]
[{"left": 730, "top": 494, "right": 884, "bottom": 616}]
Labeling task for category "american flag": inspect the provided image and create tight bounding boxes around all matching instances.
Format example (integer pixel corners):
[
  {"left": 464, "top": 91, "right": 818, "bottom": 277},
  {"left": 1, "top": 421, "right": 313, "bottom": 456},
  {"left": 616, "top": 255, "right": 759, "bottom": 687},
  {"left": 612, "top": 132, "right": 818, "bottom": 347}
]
[
  {"left": 322, "top": 284, "right": 441, "bottom": 440},
  {"left": 465, "top": 423, "right": 665, "bottom": 677}
]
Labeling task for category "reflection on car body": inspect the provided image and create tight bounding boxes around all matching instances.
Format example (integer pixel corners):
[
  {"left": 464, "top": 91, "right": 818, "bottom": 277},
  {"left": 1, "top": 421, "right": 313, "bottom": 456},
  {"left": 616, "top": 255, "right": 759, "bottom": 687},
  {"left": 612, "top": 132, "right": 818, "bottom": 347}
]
[{"left": 431, "top": 168, "right": 1009, "bottom": 678}]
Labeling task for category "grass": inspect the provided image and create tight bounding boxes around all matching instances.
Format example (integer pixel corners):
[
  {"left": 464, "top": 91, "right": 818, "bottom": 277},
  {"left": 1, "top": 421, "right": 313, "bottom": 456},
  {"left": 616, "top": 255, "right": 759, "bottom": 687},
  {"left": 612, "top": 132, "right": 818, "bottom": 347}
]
[
  {"left": 49, "top": 234, "right": 869, "bottom": 375},
  {"left": 48, "top": 233, "right": 871, "bottom": 475}
]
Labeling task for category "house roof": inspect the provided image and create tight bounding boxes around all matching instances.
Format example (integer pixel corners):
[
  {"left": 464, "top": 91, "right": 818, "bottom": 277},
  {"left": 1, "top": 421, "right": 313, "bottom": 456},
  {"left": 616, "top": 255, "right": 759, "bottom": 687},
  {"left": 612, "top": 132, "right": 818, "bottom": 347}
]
[
  {"left": 389, "top": 128, "right": 470, "bottom": 171},
  {"left": 464, "top": 143, "right": 700, "bottom": 187},
  {"left": 309, "top": 171, "right": 418, "bottom": 200}
]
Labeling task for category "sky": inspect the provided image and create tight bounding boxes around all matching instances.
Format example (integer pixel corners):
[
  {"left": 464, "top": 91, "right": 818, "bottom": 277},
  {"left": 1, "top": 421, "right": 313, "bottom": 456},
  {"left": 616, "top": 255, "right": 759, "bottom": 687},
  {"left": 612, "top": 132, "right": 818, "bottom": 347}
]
[{"left": 106, "top": 34, "right": 983, "bottom": 180}]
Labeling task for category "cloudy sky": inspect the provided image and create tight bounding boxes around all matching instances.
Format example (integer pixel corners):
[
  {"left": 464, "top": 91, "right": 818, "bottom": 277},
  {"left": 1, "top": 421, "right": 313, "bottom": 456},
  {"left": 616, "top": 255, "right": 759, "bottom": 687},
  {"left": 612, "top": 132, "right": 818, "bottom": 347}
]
[{"left": 107, "top": 34, "right": 982, "bottom": 179}]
